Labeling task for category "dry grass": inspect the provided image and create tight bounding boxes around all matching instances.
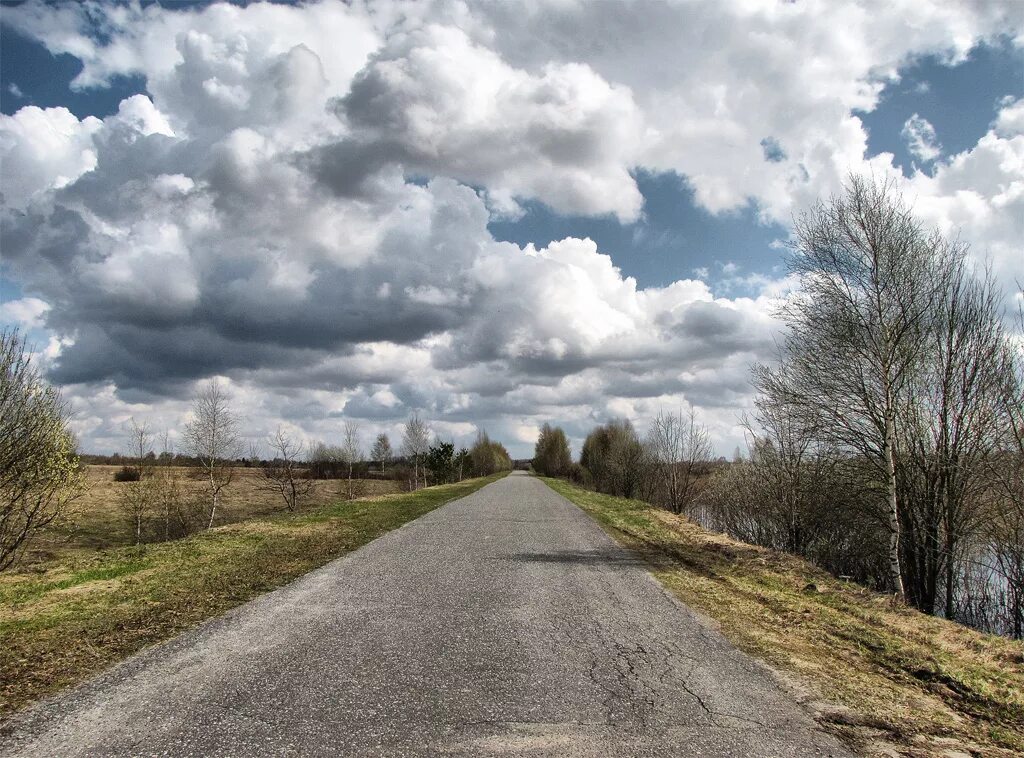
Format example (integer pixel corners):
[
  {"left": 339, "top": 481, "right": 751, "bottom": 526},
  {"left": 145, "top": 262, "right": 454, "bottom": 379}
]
[
  {"left": 0, "top": 472, "right": 506, "bottom": 717},
  {"left": 18, "top": 465, "right": 403, "bottom": 566},
  {"left": 542, "top": 477, "right": 1024, "bottom": 758}
]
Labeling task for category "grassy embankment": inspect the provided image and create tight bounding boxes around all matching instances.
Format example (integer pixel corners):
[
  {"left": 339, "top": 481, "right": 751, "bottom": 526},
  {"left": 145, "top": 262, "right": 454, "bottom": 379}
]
[
  {"left": 0, "top": 472, "right": 507, "bottom": 717},
  {"left": 542, "top": 477, "right": 1024, "bottom": 758}
]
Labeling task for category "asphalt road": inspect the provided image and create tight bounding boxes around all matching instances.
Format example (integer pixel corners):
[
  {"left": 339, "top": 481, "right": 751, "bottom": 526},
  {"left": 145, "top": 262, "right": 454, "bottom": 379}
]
[{"left": 1, "top": 472, "right": 852, "bottom": 757}]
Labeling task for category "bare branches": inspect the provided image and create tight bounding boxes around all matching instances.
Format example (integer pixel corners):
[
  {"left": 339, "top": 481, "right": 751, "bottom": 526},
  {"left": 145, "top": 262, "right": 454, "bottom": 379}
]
[
  {"left": 183, "top": 379, "right": 242, "bottom": 529},
  {"left": 370, "top": 433, "right": 392, "bottom": 475},
  {"left": 118, "top": 417, "right": 155, "bottom": 545},
  {"left": 777, "top": 175, "right": 956, "bottom": 597},
  {"left": 647, "top": 407, "right": 711, "bottom": 515},
  {"left": 341, "top": 421, "right": 361, "bottom": 499},
  {"left": 260, "top": 426, "right": 315, "bottom": 512},
  {"left": 402, "top": 413, "right": 430, "bottom": 489}
]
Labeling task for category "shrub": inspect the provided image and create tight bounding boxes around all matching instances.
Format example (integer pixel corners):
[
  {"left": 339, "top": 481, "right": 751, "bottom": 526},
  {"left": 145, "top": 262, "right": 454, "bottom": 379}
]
[
  {"left": 114, "top": 465, "right": 141, "bottom": 482},
  {"left": 533, "top": 423, "right": 572, "bottom": 477}
]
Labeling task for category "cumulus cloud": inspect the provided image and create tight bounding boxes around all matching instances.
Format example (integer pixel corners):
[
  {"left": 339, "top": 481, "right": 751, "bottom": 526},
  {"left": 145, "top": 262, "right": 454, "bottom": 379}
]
[
  {"left": 1, "top": 0, "right": 1022, "bottom": 456},
  {"left": 901, "top": 100, "right": 1024, "bottom": 293},
  {"left": 0, "top": 106, "right": 101, "bottom": 209},
  {"left": 333, "top": 23, "right": 645, "bottom": 220},
  {"left": 0, "top": 297, "right": 51, "bottom": 329},
  {"left": 901, "top": 113, "right": 943, "bottom": 164}
]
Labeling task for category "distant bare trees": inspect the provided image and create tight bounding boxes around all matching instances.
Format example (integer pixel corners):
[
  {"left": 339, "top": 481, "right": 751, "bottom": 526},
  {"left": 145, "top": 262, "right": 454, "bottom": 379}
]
[
  {"left": 118, "top": 417, "right": 154, "bottom": 545},
  {"left": 341, "top": 421, "right": 362, "bottom": 499},
  {"left": 0, "top": 329, "right": 83, "bottom": 570},
  {"left": 371, "top": 433, "right": 392, "bottom": 474},
  {"left": 647, "top": 407, "right": 711, "bottom": 514},
  {"left": 261, "top": 426, "right": 315, "bottom": 512},
  {"left": 579, "top": 419, "right": 652, "bottom": 499},
  {"left": 403, "top": 413, "right": 430, "bottom": 489},
  {"left": 469, "top": 430, "right": 512, "bottom": 476},
  {"left": 184, "top": 379, "right": 243, "bottom": 529}
]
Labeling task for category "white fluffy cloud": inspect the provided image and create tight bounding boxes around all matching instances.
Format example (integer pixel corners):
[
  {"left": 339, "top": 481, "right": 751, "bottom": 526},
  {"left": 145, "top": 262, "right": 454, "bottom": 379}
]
[
  {"left": 1, "top": 0, "right": 1022, "bottom": 456},
  {"left": 903, "top": 97, "right": 1024, "bottom": 290},
  {"left": 901, "top": 113, "right": 943, "bottom": 164},
  {"left": 0, "top": 106, "right": 101, "bottom": 209},
  {"left": 337, "top": 23, "right": 645, "bottom": 220},
  {"left": 0, "top": 297, "right": 51, "bottom": 329}
]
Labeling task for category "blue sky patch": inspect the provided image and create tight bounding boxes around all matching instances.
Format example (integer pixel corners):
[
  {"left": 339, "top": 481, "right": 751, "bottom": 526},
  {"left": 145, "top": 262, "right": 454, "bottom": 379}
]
[
  {"left": 0, "top": 24, "right": 147, "bottom": 119},
  {"left": 489, "top": 171, "right": 788, "bottom": 292},
  {"left": 859, "top": 40, "right": 1023, "bottom": 175}
]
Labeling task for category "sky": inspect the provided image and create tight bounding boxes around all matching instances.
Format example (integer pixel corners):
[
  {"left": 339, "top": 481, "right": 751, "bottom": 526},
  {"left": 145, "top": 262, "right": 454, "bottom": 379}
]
[{"left": 1, "top": 0, "right": 1022, "bottom": 459}]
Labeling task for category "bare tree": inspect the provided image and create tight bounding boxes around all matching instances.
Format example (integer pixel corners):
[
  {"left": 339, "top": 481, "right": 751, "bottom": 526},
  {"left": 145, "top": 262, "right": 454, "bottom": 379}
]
[
  {"left": 774, "top": 175, "right": 950, "bottom": 599},
  {"left": 898, "top": 264, "right": 1011, "bottom": 615},
  {"left": 118, "top": 417, "right": 154, "bottom": 545},
  {"left": 261, "top": 426, "right": 315, "bottom": 511},
  {"left": 647, "top": 406, "right": 712, "bottom": 514},
  {"left": 402, "top": 413, "right": 430, "bottom": 490},
  {"left": 978, "top": 290, "right": 1024, "bottom": 637},
  {"left": 183, "top": 379, "right": 242, "bottom": 529},
  {"left": 370, "top": 433, "right": 392, "bottom": 475},
  {"left": 157, "top": 428, "right": 174, "bottom": 466},
  {"left": 151, "top": 427, "right": 191, "bottom": 540},
  {"left": 341, "top": 421, "right": 362, "bottom": 499},
  {"left": 0, "top": 329, "right": 83, "bottom": 570}
]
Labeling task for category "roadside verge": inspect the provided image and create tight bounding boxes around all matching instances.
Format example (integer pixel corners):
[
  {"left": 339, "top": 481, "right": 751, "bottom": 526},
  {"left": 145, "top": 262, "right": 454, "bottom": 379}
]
[
  {"left": 0, "top": 473, "right": 507, "bottom": 717},
  {"left": 541, "top": 476, "right": 1024, "bottom": 758}
]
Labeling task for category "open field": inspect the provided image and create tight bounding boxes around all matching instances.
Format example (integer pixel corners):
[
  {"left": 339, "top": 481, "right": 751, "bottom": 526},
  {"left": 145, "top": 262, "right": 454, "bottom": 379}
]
[
  {"left": 18, "top": 465, "right": 404, "bottom": 567},
  {"left": 0, "top": 473, "right": 507, "bottom": 717},
  {"left": 542, "top": 477, "right": 1024, "bottom": 758}
]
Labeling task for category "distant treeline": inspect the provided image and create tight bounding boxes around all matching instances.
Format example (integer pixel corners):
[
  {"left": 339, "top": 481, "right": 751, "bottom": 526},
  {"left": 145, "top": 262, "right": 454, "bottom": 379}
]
[{"left": 2, "top": 343, "right": 514, "bottom": 570}]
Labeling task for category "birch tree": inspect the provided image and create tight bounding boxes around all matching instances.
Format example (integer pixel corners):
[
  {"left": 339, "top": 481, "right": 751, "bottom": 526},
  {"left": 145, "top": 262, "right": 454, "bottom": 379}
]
[
  {"left": 371, "top": 433, "right": 392, "bottom": 475},
  {"left": 402, "top": 413, "right": 430, "bottom": 490},
  {"left": 774, "top": 175, "right": 948, "bottom": 599},
  {"left": 184, "top": 379, "right": 242, "bottom": 529},
  {"left": 118, "top": 417, "right": 154, "bottom": 544},
  {"left": 341, "top": 421, "right": 361, "bottom": 499}
]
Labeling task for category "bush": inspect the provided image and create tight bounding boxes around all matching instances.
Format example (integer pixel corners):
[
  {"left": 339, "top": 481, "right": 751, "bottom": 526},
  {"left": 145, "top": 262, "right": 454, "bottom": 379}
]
[
  {"left": 113, "top": 466, "right": 141, "bottom": 482},
  {"left": 533, "top": 423, "right": 572, "bottom": 477},
  {"left": 1, "top": 329, "right": 83, "bottom": 571},
  {"left": 579, "top": 419, "right": 651, "bottom": 499},
  {"left": 469, "top": 431, "right": 512, "bottom": 476}
]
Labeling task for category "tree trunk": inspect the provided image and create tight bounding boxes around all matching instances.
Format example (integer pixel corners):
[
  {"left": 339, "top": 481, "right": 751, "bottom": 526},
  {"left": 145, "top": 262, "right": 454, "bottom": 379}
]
[
  {"left": 944, "top": 524, "right": 955, "bottom": 620},
  {"left": 208, "top": 488, "right": 218, "bottom": 529},
  {"left": 884, "top": 413, "right": 906, "bottom": 599}
]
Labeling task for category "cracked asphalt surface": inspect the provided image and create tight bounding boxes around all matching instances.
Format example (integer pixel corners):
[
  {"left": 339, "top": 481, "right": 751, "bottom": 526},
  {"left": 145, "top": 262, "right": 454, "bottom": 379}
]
[{"left": 0, "top": 472, "right": 852, "bottom": 757}]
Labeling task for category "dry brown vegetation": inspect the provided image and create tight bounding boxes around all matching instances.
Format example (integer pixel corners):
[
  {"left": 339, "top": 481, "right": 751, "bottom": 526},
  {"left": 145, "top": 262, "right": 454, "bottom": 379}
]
[
  {"left": 544, "top": 477, "right": 1024, "bottom": 758},
  {"left": 17, "top": 465, "right": 402, "bottom": 567}
]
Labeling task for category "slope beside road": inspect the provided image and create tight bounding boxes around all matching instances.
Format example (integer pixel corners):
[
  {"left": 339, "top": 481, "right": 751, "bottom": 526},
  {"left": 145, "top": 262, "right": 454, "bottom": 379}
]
[{"left": 0, "top": 471, "right": 851, "bottom": 757}]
